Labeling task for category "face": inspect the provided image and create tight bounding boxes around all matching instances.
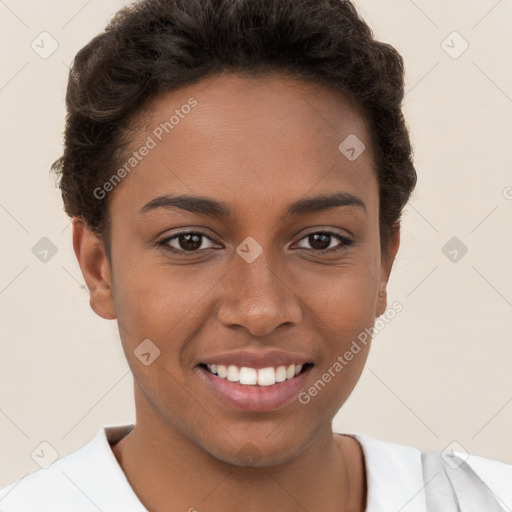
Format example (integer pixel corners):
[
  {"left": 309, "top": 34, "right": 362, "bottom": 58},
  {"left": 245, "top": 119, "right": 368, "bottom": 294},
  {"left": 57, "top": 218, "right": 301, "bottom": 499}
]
[{"left": 74, "top": 72, "right": 399, "bottom": 467}]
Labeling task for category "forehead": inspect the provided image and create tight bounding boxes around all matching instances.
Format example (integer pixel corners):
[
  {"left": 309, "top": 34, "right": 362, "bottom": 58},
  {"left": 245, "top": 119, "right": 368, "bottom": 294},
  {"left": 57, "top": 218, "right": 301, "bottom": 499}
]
[{"left": 110, "top": 72, "right": 378, "bottom": 220}]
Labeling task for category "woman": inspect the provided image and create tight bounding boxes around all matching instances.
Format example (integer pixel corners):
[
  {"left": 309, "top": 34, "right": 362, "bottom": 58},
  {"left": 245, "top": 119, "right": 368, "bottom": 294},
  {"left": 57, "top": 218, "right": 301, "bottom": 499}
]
[{"left": 1, "top": 0, "right": 510, "bottom": 510}]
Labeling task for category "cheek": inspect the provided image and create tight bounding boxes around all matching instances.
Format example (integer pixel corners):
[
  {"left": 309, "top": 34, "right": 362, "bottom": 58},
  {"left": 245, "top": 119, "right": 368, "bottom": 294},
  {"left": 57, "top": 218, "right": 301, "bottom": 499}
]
[
  {"left": 298, "top": 265, "right": 377, "bottom": 420},
  {"left": 294, "top": 253, "right": 379, "bottom": 398},
  {"left": 111, "top": 235, "right": 220, "bottom": 331},
  {"left": 295, "top": 254, "right": 380, "bottom": 331}
]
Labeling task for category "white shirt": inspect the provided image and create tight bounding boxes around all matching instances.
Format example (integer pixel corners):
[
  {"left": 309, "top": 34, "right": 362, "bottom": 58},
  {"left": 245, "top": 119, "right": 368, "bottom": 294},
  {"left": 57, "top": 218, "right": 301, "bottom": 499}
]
[{"left": 1, "top": 424, "right": 510, "bottom": 511}]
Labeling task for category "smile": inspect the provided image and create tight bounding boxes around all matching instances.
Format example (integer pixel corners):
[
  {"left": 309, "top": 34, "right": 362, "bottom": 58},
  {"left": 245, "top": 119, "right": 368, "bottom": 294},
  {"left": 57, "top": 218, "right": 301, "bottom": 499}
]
[
  {"left": 202, "top": 363, "right": 313, "bottom": 386},
  {"left": 197, "top": 362, "right": 315, "bottom": 412}
]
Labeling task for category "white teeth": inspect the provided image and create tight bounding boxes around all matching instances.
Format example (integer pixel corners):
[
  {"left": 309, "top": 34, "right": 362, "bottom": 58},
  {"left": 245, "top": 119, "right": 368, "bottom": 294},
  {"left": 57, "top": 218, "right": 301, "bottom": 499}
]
[
  {"left": 275, "top": 366, "right": 287, "bottom": 382},
  {"left": 239, "top": 367, "right": 257, "bottom": 385},
  {"left": 257, "top": 367, "right": 276, "bottom": 386},
  {"left": 205, "top": 363, "right": 308, "bottom": 386},
  {"left": 227, "top": 365, "right": 239, "bottom": 382}
]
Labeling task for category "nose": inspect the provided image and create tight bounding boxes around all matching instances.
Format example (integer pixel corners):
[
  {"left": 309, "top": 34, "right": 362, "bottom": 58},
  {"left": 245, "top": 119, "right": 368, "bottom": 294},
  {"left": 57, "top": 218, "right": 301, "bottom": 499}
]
[{"left": 217, "top": 242, "right": 303, "bottom": 337}]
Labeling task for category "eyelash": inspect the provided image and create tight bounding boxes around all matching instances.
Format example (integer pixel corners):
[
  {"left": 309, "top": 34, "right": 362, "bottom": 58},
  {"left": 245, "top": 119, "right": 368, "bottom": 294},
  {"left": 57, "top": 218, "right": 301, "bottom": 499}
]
[{"left": 156, "top": 230, "right": 354, "bottom": 256}]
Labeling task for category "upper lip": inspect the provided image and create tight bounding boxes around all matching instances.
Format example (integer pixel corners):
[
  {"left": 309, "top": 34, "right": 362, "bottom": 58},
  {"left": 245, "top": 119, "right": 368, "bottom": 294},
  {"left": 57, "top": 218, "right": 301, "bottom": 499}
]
[{"left": 198, "top": 349, "right": 313, "bottom": 370}]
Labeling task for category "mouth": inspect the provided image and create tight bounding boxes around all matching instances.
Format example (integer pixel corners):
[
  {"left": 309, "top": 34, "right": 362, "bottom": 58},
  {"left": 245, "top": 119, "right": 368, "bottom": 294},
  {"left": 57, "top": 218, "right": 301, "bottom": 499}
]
[
  {"left": 198, "top": 362, "right": 314, "bottom": 386},
  {"left": 196, "top": 362, "right": 315, "bottom": 412}
]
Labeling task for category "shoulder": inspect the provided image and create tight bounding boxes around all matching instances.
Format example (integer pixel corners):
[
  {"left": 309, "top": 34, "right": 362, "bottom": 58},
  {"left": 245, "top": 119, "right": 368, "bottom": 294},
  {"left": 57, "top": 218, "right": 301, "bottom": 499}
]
[
  {"left": 0, "top": 424, "right": 144, "bottom": 512},
  {"left": 351, "top": 433, "right": 512, "bottom": 512},
  {"left": 0, "top": 436, "right": 102, "bottom": 511}
]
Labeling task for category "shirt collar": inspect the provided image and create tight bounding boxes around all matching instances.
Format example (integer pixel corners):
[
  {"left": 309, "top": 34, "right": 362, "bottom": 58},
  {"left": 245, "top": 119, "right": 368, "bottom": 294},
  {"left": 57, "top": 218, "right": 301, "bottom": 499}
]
[
  {"left": 94, "top": 423, "right": 147, "bottom": 510},
  {"left": 350, "top": 433, "right": 427, "bottom": 512}
]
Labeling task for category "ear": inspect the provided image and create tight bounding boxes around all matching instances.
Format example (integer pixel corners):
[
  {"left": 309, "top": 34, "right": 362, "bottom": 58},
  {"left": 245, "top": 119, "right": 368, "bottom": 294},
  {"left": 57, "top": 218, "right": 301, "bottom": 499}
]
[
  {"left": 376, "top": 226, "right": 400, "bottom": 317},
  {"left": 72, "top": 218, "right": 116, "bottom": 320}
]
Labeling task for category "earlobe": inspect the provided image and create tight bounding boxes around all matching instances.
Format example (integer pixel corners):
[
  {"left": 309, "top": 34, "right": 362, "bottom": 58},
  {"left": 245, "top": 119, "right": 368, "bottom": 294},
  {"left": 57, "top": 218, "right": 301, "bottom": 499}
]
[
  {"left": 376, "top": 226, "right": 401, "bottom": 317},
  {"left": 376, "top": 289, "right": 388, "bottom": 318},
  {"left": 72, "top": 218, "right": 117, "bottom": 320}
]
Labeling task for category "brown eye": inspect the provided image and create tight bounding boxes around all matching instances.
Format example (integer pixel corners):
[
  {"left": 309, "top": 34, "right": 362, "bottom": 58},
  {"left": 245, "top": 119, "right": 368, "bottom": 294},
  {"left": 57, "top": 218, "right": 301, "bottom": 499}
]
[
  {"left": 157, "top": 231, "right": 219, "bottom": 254},
  {"left": 295, "top": 231, "right": 353, "bottom": 254},
  {"left": 308, "top": 233, "right": 332, "bottom": 251}
]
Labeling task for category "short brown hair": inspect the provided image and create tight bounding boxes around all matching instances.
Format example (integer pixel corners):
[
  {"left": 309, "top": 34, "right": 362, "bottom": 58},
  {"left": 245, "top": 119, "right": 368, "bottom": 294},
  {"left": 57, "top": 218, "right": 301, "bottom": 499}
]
[{"left": 51, "top": 0, "right": 417, "bottom": 262}]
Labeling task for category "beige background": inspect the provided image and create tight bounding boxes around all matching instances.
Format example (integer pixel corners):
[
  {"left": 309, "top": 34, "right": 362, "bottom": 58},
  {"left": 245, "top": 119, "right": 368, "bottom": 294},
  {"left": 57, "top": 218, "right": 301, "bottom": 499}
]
[{"left": 1, "top": 0, "right": 511, "bottom": 489}]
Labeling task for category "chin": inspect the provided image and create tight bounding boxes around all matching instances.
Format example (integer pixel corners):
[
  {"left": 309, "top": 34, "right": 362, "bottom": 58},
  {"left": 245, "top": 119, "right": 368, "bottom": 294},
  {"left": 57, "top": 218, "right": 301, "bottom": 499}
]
[{"left": 201, "top": 429, "right": 312, "bottom": 469}]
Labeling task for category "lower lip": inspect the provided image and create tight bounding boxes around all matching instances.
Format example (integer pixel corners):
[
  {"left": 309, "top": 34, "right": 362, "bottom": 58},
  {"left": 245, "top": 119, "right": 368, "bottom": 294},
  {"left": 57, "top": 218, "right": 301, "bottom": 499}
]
[{"left": 197, "top": 365, "right": 313, "bottom": 412}]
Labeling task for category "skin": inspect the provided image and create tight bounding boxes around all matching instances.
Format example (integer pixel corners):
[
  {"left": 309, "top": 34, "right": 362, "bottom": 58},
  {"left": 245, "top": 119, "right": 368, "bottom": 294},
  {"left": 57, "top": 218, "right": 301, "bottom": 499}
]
[{"left": 73, "top": 71, "right": 400, "bottom": 512}]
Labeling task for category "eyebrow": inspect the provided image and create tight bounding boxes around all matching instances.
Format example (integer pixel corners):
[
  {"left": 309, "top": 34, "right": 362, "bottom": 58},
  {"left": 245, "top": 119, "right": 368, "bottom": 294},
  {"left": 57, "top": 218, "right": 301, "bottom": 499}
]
[{"left": 139, "top": 192, "right": 367, "bottom": 218}]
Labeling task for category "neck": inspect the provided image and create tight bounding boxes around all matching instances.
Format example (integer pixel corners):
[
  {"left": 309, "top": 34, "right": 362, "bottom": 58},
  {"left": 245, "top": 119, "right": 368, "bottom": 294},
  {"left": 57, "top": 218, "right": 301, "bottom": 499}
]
[{"left": 111, "top": 387, "right": 367, "bottom": 512}]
